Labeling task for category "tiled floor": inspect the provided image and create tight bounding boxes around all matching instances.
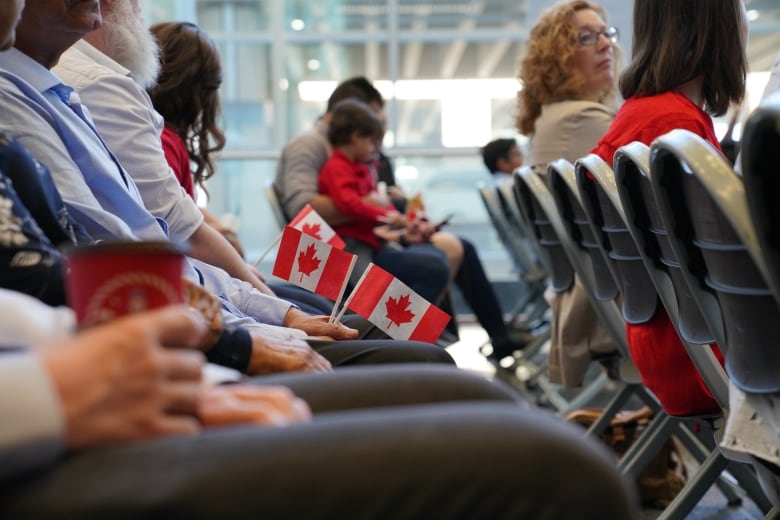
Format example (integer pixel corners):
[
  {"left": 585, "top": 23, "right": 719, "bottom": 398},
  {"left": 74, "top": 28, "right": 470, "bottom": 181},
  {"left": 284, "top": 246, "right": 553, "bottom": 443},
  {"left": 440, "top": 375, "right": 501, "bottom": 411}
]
[{"left": 445, "top": 321, "right": 765, "bottom": 520}]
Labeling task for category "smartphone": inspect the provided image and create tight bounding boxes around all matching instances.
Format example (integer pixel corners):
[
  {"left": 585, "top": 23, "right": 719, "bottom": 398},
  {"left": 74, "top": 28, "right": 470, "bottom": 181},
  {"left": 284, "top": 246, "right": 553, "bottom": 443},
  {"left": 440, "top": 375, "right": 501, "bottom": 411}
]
[{"left": 432, "top": 213, "right": 455, "bottom": 232}]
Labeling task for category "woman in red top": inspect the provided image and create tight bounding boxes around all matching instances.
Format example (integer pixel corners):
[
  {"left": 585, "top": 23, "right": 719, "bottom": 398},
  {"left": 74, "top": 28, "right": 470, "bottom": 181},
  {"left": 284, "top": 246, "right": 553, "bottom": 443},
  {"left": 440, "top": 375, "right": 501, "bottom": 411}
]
[
  {"left": 590, "top": 0, "right": 748, "bottom": 416},
  {"left": 147, "top": 22, "right": 242, "bottom": 256}
]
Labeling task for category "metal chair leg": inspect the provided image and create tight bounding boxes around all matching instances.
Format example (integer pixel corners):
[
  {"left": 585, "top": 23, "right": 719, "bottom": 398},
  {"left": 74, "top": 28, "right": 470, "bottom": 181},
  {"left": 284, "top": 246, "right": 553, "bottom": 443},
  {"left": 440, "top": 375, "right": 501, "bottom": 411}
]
[
  {"left": 658, "top": 450, "right": 729, "bottom": 520},
  {"left": 673, "top": 421, "right": 743, "bottom": 506},
  {"left": 585, "top": 383, "right": 638, "bottom": 438},
  {"left": 727, "top": 461, "right": 775, "bottom": 513},
  {"left": 618, "top": 412, "right": 676, "bottom": 478}
]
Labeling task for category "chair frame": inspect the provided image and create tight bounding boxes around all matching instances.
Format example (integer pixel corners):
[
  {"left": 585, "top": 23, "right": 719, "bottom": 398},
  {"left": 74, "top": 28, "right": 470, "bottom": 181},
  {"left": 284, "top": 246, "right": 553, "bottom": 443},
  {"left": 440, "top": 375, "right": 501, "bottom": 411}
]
[
  {"left": 580, "top": 148, "right": 769, "bottom": 518},
  {"left": 740, "top": 91, "right": 780, "bottom": 305},
  {"left": 514, "top": 165, "right": 655, "bottom": 423},
  {"left": 644, "top": 131, "right": 776, "bottom": 516},
  {"left": 650, "top": 129, "right": 776, "bottom": 394}
]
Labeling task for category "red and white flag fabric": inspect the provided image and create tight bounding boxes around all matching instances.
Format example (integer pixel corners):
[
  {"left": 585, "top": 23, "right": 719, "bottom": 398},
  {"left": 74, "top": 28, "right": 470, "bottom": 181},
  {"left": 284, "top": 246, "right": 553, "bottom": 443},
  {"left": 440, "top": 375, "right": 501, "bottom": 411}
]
[
  {"left": 345, "top": 263, "right": 450, "bottom": 343},
  {"left": 289, "top": 204, "right": 346, "bottom": 249},
  {"left": 273, "top": 226, "right": 355, "bottom": 301}
]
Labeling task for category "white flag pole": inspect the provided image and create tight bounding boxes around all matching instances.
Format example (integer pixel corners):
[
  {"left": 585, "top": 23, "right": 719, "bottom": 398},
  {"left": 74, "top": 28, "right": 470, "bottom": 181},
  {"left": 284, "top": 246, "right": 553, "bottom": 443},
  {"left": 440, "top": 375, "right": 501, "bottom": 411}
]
[
  {"left": 332, "top": 263, "right": 374, "bottom": 325},
  {"left": 328, "top": 255, "right": 357, "bottom": 323},
  {"left": 252, "top": 232, "right": 282, "bottom": 268}
]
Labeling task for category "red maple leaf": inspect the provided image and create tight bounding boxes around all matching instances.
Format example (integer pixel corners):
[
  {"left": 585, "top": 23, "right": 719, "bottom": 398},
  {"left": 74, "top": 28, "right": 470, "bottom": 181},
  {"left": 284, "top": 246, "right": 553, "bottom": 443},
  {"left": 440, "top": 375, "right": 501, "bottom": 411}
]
[
  {"left": 385, "top": 294, "right": 416, "bottom": 328},
  {"left": 301, "top": 222, "right": 323, "bottom": 240},
  {"left": 296, "top": 244, "right": 321, "bottom": 282}
]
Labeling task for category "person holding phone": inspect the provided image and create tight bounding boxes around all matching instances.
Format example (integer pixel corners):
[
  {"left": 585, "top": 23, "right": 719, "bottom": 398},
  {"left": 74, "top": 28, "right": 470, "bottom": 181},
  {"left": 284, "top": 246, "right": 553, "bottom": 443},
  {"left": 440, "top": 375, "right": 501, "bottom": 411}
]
[{"left": 318, "top": 99, "right": 528, "bottom": 357}]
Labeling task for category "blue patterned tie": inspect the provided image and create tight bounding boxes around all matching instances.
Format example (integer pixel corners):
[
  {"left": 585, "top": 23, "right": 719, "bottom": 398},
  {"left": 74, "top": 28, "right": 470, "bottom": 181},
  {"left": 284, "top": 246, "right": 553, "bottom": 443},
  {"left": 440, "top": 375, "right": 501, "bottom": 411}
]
[{"left": 48, "top": 83, "right": 129, "bottom": 187}]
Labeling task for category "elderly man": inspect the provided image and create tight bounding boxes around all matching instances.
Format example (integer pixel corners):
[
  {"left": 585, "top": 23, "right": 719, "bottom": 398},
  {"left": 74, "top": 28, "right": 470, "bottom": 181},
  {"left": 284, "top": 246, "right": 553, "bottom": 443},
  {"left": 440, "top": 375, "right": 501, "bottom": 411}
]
[
  {"left": 52, "top": 0, "right": 339, "bottom": 317},
  {"left": 49, "top": 0, "right": 442, "bottom": 340},
  {"left": 0, "top": 0, "right": 452, "bottom": 371}
]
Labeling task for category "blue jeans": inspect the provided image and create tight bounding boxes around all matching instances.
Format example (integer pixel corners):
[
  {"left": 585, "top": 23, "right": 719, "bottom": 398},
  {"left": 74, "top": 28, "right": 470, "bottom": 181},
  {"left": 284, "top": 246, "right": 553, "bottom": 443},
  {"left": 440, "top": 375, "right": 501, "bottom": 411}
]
[{"left": 344, "top": 238, "right": 449, "bottom": 304}]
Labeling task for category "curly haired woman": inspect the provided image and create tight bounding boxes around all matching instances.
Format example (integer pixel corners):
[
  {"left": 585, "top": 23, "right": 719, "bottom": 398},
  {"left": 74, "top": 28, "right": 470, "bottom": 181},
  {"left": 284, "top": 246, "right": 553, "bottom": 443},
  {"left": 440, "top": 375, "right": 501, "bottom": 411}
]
[{"left": 515, "top": 0, "right": 622, "bottom": 387}]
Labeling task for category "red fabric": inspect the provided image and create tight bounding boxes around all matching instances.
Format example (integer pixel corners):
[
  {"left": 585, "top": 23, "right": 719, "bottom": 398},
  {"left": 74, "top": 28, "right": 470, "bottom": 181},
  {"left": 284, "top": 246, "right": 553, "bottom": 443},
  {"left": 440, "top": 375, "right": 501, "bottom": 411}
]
[
  {"left": 318, "top": 149, "right": 391, "bottom": 249},
  {"left": 161, "top": 125, "right": 195, "bottom": 200},
  {"left": 592, "top": 91, "right": 725, "bottom": 417}
]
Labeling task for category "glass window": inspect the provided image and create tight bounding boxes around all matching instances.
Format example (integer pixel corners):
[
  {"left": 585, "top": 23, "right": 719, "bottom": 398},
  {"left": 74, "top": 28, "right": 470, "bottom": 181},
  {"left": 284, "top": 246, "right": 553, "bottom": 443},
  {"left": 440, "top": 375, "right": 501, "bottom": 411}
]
[{"left": 136, "top": 0, "right": 780, "bottom": 282}]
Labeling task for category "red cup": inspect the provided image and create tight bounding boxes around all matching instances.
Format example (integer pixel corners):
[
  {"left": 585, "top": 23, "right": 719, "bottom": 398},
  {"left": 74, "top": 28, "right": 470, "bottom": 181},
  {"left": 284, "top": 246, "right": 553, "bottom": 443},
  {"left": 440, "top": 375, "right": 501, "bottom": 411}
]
[{"left": 65, "top": 241, "right": 186, "bottom": 327}]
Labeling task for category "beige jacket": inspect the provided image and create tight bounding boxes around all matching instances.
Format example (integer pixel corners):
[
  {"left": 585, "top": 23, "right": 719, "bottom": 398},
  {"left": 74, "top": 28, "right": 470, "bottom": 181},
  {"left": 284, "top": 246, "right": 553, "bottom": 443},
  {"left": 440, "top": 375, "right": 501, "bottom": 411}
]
[{"left": 529, "top": 100, "right": 618, "bottom": 387}]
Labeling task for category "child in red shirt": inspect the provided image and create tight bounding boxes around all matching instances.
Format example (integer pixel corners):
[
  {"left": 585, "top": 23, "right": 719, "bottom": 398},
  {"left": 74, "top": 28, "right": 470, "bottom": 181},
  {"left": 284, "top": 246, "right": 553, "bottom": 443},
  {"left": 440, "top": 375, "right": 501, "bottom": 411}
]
[{"left": 318, "top": 98, "right": 405, "bottom": 250}]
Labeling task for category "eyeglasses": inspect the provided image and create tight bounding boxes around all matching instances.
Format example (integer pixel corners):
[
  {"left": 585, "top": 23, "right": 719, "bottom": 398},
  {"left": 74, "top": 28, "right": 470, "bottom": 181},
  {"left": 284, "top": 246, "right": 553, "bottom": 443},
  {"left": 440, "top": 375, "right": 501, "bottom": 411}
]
[{"left": 576, "top": 26, "right": 619, "bottom": 47}]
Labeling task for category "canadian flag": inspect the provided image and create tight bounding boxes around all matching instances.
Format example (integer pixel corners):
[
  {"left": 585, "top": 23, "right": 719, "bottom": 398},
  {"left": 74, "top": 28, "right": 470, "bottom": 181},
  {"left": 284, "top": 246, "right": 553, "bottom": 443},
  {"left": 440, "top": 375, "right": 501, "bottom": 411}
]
[
  {"left": 345, "top": 263, "right": 450, "bottom": 343},
  {"left": 273, "top": 226, "right": 355, "bottom": 301},
  {"left": 289, "top": 204, "right": 346, "bottom": 249}
]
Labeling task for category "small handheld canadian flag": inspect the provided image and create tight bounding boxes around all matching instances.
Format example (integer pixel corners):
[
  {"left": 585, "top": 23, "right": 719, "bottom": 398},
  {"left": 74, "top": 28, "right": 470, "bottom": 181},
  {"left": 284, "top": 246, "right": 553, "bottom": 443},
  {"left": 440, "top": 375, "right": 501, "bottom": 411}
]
[
  {"left": 289, "top": 204, "right": 346, "bottom": 249},
  {"left": 339, "top": 263, "right": 450, "bottom": 343},
  {"left": 273, "top": 226, "right": 355, "bottom": 304}
]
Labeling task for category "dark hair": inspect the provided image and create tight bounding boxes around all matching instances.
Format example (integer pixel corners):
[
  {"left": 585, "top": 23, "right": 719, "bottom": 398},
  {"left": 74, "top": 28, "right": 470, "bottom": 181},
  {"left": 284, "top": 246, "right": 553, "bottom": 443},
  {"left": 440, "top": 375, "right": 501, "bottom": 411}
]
[
  {"left": 147, "top": 22, "right": 226, "bottom": 191},
  {"left": 327, "top": 77, "right": 384, "bottom": 113},
  {"left": 327, "top": 98, "right": 383, "bottom": 148},
  {"left": 481, "top": 138, "right": 520, "bottom": 173},
  {"left": 619, "top": 0, "right": 746, "bottom": 117}
]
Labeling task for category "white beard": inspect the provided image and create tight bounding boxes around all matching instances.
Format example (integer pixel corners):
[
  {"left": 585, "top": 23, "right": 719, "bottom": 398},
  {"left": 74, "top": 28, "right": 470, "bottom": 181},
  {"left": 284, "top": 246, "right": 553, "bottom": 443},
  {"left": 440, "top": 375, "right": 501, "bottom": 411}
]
[{"left": 103, "top": 3, "right": 161, "bottom": 89}]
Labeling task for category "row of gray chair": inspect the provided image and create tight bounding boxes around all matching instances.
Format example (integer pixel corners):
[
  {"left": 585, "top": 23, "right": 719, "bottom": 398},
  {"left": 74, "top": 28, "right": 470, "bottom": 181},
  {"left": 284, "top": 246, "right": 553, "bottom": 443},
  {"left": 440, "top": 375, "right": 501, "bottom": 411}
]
[{"left": 504, "top": 96, "right": 780, "bottom": 519}]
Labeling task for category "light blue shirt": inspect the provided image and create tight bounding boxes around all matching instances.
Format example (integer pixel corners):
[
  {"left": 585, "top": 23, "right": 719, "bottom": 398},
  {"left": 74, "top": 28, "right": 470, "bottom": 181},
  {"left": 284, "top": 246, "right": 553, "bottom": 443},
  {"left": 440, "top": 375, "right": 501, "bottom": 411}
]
[
  {"left": 0, "top": 48, "right": 166, "bottom": 242},
  {"left": 54, "top": 41, "right": 203, "bottom": 244},
  {"left": 0, "top": 48, "right": 293, "bottom": 326}
]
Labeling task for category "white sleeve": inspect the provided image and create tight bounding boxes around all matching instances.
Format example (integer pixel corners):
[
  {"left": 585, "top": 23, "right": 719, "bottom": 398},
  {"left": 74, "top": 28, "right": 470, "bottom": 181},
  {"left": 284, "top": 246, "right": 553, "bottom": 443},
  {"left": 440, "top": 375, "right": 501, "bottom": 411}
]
[
  {"left": 70, "top": 72, "right": 204, "bottom": 243},
  {"left": 0, "top": 289, "right": 75, "bottom": 347},
  {"left": 0, "top": 353, "right": 65, "bottom": 482}
]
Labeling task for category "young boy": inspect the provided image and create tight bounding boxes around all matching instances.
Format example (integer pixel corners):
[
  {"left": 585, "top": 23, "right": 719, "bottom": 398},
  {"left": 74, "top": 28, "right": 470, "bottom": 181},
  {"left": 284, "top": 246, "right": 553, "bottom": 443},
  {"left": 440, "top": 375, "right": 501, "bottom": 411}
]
[
  {"left": 318, "top": 98, "right": 406, "bottom": 251},
  {"left": 480, "top": 138, "right": 524, "bottom": 187}
]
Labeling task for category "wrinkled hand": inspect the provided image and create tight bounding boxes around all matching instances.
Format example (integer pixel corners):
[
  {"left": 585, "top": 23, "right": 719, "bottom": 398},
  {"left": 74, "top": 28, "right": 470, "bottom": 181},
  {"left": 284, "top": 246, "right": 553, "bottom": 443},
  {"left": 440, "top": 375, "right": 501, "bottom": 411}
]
[
  {"left": 247, "top": 333, "right": 332, "bottom": 375},
  {"left": 283, "top": 308, "right": 359, "bottom": 340},
  {"left": 37, "top": 307, "right": 208, "bottom": 451},
  {"left": 199, "top": 385, "right": 311, "bottom": 427}
]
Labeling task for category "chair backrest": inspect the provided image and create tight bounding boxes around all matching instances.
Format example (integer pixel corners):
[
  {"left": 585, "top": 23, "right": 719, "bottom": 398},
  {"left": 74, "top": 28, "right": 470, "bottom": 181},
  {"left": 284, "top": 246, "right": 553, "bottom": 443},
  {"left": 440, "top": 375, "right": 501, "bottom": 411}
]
[
  {"left": 496, "top": 183, "right": 550, "bottom": 277},
  {"left": 741, "top": 91, "right": 780, "bottom": 303},
  {"left": 547, "top": 159, "right": 620, "bottom": 302},
  {"left": 584, "top": 149, "right": 729, "bottom": 407},
  {"left": 477, "top": 183, "right": 544, "bottom": 278},
  {"left": 515, "top": 163, "right": 631, "bottom": 362},
  {"left": 576, "top": 153, "right": 657, "bottom": 324},
  {"left": 650, "top": 129, "right": 780, "bottom": 394},
  {"left": 513, "top": 166, "right": 575, "bottom": 293},
  {"left": 264, "top": 181, "right": 289, "bottom": 231},
  {"left": 613, "top": 142, "right": 717, "bottom": 346}
]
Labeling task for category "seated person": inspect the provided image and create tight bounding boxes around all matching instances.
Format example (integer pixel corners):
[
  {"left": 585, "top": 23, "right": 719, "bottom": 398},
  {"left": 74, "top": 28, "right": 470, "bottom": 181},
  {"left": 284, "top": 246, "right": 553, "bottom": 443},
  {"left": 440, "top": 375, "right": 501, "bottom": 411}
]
[
  {"left": 52, "top": 4, "right": 332, "bottom": 317},
  {"left": 0, "top": 292, "right": 635, "bottom": 518},
  {"left": 481, "top": 138, "right": 525, "bottom": 188},
  {"left": 318, "top": 98, "right": 432, "bottom": 287},
  {"left": 276, "top": 76, "right": 528, "bottom": 359},
  {"left": 0, "top": 131, "right": 457, "bottom": 374},
  {"left": 0, "top": 0, "right": 459, "bottom": 371}
]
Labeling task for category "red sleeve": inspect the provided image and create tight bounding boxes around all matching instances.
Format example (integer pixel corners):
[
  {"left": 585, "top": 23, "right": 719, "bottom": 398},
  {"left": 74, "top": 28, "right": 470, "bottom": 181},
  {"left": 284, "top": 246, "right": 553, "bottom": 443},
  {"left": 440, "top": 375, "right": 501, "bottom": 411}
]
[
  {"left": 319, "top": 159, "right": 389, "bottom": 222},
  {"left": 160, "top": 126, "right": 195, "bottom": 200},
  {"left": 592, "top": 116, "right": 719, "bottom": 167}
]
